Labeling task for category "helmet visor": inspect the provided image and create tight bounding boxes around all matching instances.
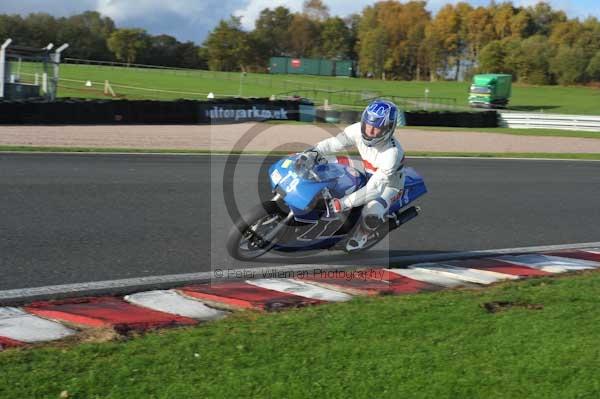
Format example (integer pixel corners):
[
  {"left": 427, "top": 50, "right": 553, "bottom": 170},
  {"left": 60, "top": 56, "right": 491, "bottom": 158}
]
[{"left": 363, "top": 123, "right": 385, "bottom": 138}]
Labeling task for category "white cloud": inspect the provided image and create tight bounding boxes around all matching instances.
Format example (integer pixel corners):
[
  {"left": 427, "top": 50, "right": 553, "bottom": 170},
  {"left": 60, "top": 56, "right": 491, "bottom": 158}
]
[
  {"left": 234, "top": 0, "right": 302, "bottom": 30},
  {"left": 96, "top": 0, "right": 207, "bottom": 24}
]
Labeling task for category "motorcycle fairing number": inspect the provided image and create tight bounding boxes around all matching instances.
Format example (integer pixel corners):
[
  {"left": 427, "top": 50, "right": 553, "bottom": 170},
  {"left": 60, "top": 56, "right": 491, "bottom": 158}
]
[
  {"left": 298, "top": 219, "right": 344, "bottom": 240},
  {"left": 278, "top": 172, "right": 300, "bottom": 193}
]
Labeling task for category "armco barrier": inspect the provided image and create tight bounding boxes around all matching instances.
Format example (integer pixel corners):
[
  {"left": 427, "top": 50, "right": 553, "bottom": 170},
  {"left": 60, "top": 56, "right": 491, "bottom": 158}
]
[
  {"left": 499, "top": 112, "right": 600, "bottom": 132},
  {"left": 0, "top": 98, "right": 308, "bottom": 125}
]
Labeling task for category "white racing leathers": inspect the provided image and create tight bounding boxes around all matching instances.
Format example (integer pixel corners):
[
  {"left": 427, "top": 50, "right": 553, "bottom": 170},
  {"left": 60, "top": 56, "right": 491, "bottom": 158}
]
[{"left": 314, "top": 122, "right": 406, "bottom": 233}]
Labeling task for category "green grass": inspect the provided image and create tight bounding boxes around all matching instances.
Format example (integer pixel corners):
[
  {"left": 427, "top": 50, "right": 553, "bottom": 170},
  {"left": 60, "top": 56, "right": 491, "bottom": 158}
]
[
  {"left": 2, "top": 271, "right": 600, "bottom": 398},
  {"left": 1, "top": 145, "right": 600, "bottom": 160},
  {"left": 14, "top": 61, "right": 598, "bottom": 115}
]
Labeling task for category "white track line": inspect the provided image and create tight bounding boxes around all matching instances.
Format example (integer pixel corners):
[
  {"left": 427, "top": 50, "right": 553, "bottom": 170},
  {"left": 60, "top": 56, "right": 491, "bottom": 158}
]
[
  {"left": 1, "top": 152, "right": 600, "bottom": 162},
  {"left": 1, "top": 242, "right": 600, "bottom": 303}
]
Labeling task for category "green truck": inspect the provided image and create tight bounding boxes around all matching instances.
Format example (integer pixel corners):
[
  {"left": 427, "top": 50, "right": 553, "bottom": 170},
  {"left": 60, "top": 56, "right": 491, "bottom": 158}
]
[{"left": 468, "top": 74, "right": 512, "bottom": 108}]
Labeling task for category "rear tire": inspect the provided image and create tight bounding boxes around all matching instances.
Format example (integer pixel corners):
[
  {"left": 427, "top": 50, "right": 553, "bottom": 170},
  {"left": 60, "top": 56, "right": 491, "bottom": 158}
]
[{"left": 226, "top": 201, "right": 289, "bottom": 261}]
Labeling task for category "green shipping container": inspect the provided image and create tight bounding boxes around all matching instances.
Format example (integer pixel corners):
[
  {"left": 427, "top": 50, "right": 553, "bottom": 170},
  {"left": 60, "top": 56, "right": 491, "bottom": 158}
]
[
  {"left": 287, "top": 57, "right": 320, "bottom": 75},
  {"left": 269, "top": 57, "right": 288, "bottom": 74},
  {"left": 319, "top": 59, "right": 334, "bottom": 76},
  {"left": 335, "top": 60, "right": 353, "bottom": 77},
  {"left": 269, "top": 57, "right": 355, "bottom": 77}
]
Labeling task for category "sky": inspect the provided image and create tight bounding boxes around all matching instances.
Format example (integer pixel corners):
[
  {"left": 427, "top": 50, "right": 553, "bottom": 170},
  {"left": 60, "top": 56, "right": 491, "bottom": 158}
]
[{"left": 0, "top": 0, "right": 597, "bottom": 44}]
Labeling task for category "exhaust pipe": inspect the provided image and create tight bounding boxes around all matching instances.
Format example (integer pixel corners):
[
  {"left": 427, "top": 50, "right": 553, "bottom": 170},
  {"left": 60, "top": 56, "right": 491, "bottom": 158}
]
[{"left": 388, "top": 206, "right": 421, "bottom": 231}]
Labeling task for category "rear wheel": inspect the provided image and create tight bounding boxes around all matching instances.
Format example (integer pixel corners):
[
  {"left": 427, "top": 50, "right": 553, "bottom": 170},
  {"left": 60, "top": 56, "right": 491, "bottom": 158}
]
[{"left": 226, "top": 201, "right": 290, "bottom": 261}]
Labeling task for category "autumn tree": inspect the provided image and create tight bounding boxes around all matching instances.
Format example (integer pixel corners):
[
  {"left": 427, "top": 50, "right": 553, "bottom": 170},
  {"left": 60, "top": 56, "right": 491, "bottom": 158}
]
[
  {"left": 288, "top": 14, "right": 321, "bottom": 57},
  {"left": 425, "top": 3, "right": 465, "bottom": 80},
  {"left": 465, "top": 6, "right": 496, "bottom": 63},
  {"left": 358, "top": 27, "right": 388, "bottom": 79},
  {"left": 357, "top": 1, "right": 430, "bottom": 80}
]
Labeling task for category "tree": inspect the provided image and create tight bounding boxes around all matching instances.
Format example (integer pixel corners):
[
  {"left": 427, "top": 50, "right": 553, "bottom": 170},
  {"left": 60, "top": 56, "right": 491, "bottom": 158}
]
[
  {"left": 549, "top": 20, "right": 583, "bottom": 47},
  {"left": 585, "top": 51, "right": 600, "bottom": 81},
  {"left": 510, "top": 35, "right": 556, "bottom": 84},
  {"left": 253, "top": 7, "right": 293, "bottom": 57},
  {"left": 527, "top": 2, "right": 566, "bottom": 36},
  {"left": 357, "top": 1, "right": 430, "bottom": 80},
  {"left": 345, "top": 13, "right": 361, "bottom": 61},
  {"left": 510, "top": 9, "right": 534, "bottom": 39},
  {"left": 550, "top": 45, "right": 589, "bottom": 84},
  {"left": 303, "top": 0, "right": 329, "bottom": 22},
  {"left": 144, "top": 34, "right": 179, "bottom": 66},
  {"left": 478, "top": 40, "right": 508, "bottom": 73},
  {"left": 0, "top": 15, "right": 27, "bottom": 45},
  {"left": 22, "top": 13, "right": 60, "bottom": 47},
  {"left": 107, "top": 28, "right": 149, "bottom": 64},
  {"left": 492, "top": 2, "right": 515, "bottom": 39},
  {"left": 175, "top": 41, "right": 204, "bottom": 69},
  {"left": 425, "top": 3, "right": 464, "bottom": 80},
  {"left": 203, "top": 17, "right": 251, "bottom": 71},
  {"left": 56, "top": 11, "right": 116, "bottom": 60},
  {"left": 358, "top": 27, "right": 388, "bottom": 79},
  {"left": 465, "top": 6, "right": 496, "bottom": 62},
  {"left": 288, "top": 14, "right": 321, "bottom": 57},
  {"left": 320, "top": 17, "right": 352, "bottom": 59}
]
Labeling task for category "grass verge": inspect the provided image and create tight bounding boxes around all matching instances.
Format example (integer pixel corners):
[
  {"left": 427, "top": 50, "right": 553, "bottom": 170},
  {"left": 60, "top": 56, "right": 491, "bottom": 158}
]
[
  {"left": 1, "top": 145, "right": 599, "bottom": 160},
  {"left": 1, "top": 271, "right": 600, "bottom": 398},
  {"left": 50, "top": 63, "right": 600, "bottom": 115},
  {"left": 408, "top": 126, "right": 600, "bottom": 139}
]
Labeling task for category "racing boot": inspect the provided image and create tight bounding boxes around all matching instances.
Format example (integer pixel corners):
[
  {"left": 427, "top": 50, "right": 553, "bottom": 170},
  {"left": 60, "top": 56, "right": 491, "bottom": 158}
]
[{"left": 345, "top": 214, "right": 383, "bottom": 252}]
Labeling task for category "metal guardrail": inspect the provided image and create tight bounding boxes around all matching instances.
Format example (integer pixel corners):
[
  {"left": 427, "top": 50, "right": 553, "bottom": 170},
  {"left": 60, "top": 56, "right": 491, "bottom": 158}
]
[{"left": 499, "top": 112, "right": 600, "bottom": 132}]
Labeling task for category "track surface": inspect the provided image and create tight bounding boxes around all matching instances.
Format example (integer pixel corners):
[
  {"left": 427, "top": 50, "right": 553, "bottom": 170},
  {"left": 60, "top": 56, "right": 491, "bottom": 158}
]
[{"left": 1, "top": 153, "right": 599, "bottom": 290}]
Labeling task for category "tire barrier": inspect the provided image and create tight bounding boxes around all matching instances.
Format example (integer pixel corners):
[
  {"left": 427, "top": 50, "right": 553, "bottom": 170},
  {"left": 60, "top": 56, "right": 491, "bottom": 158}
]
[
  {"left": 405, "top": 110, "right": 498, "bottom": 128},
  {"left": 0, "top": 98, "right": 497, "bottom": 128},
  {"left": 0, "top": 98, "right": 309, "bottom": 125}
]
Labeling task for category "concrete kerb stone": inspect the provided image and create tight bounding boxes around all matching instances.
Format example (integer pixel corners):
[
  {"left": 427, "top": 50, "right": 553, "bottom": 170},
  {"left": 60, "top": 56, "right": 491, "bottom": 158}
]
[
  {"left": 2, "top": 242, "right": 600, "bottom": 305},
  {"left": 2, "top": 244, "right": 600, "bottom": 350}
]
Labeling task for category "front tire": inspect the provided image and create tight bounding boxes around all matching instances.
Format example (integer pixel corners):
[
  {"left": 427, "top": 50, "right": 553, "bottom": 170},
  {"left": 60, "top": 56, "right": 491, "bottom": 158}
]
[{"left": 226, "top": 201, "right": 289, "bottom": 261}]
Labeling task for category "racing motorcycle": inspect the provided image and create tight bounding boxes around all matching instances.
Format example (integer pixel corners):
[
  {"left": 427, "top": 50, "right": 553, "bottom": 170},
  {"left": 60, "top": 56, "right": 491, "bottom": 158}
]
[{"left": 226, "top": 153, "right": 427, "bottom": 260}]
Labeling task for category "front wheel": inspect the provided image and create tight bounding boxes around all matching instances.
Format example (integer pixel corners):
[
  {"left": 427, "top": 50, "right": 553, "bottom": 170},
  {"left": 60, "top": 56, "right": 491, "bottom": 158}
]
[{"left": 226, "top": 201, "right": 290, "bottom": 261}]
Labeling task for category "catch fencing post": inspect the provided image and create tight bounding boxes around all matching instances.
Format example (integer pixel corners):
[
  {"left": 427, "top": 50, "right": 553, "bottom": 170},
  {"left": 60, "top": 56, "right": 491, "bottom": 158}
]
[{"left": 0, "top": 39, "right": 12, "bottom": 99}]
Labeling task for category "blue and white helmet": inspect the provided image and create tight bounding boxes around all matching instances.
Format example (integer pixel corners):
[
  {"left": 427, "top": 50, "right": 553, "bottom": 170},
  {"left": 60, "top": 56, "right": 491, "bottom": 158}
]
[{"left": 360, "top": 99, "right": 404, "bottom": 146}]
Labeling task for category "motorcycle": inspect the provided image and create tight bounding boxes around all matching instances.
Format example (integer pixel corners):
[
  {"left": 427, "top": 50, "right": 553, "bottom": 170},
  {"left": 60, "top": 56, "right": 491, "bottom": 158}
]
[{"left": 226, "top": 153, "right": 427, "bottom": 260}]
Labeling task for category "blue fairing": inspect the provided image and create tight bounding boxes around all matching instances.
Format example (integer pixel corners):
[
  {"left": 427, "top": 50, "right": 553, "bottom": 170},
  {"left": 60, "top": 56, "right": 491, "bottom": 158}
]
[
  {"left": 388, "top": 167, "right": 428, "bottom": 213},
  {"left": 269, "top": 157, "right": 367, "bottom": 213},
  {"left": 269, "top": 155, "right": 426, "bottom": 219}
]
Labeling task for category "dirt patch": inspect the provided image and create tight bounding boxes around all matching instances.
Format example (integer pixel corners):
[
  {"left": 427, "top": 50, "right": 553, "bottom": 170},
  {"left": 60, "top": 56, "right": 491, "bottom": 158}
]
[{"left": 481, "top": 301, "right": 544, "bottom": 313}]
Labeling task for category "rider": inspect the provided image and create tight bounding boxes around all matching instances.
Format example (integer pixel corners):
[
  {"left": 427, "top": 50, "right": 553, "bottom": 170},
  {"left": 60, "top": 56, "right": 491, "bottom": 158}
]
[{"left": 303, "top": 99, "right": 406, "bottom": 251}]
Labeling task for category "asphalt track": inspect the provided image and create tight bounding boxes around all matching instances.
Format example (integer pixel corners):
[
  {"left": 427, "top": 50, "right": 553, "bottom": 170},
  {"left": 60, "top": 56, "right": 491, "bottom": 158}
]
[{"left": 1, "top": 153, "right": 600, "bottom": 290}]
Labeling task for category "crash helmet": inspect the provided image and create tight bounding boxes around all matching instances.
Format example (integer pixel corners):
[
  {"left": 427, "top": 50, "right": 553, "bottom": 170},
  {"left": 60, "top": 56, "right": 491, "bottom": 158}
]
[{"left": 360, "top": 99, "right": 404, "bottom": 146}]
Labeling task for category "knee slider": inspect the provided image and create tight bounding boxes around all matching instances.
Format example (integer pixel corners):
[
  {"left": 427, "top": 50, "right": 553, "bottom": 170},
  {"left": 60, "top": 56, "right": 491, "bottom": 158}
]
[{"left": 364, "top": 214, "right": 382, "bottom": 230}]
